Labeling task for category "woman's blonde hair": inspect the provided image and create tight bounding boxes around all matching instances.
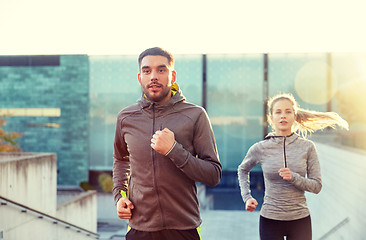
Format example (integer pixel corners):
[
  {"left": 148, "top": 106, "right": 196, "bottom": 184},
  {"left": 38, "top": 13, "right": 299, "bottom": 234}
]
[{"left": 267, "top": 93, "right": 349, "bottom": 138}]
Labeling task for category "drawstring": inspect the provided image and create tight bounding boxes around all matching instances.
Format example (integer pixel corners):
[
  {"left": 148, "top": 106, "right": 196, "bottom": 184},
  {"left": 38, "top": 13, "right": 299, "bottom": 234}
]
[{"left": 283, "top": 136, "right": 287, "bottom": 168}]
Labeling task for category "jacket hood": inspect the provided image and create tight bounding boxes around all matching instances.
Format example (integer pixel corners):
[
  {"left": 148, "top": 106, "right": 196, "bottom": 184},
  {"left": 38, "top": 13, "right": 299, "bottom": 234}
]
[{"left": 137, "top": 82, "right": 186, "bottom": 109}]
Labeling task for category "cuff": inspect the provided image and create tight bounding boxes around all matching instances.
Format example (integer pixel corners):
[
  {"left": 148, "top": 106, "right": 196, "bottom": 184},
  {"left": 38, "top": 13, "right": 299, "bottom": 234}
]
[
  {"left": 289, "top": 172, "right": 300, "bottom": 183},
  {"left": 164, "top": 141, "right": 177, "bottom": 156}
]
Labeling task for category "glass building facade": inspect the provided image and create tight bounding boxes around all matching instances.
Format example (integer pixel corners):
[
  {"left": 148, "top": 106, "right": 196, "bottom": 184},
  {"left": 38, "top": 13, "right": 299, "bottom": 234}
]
[
  {"left": 1, "top": 53, "right": 365, "bottom": 208},
  {"left": 89, "top": 53, "right": 364, "bottom": 171}
]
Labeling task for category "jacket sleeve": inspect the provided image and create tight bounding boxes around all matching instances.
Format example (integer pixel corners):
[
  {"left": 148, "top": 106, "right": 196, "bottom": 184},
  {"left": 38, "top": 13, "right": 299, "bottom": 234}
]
[
  {"left": 166, "top": 109, "right": 222, "bottom": 186},
  {"left": 112, "top": 116, "right": 131, "bottom": 205},
  {"left": 289, "top": 142, "right": 322, "bottom": 194},
  {"left": 237, "top": 144, "right": 260, "bottom": 204}
]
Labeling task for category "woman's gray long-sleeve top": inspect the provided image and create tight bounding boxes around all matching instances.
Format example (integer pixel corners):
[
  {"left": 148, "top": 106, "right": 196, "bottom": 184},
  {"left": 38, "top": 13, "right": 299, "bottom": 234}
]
[{"left": 238, "top": 133, "right": 322, "bottom": 221}]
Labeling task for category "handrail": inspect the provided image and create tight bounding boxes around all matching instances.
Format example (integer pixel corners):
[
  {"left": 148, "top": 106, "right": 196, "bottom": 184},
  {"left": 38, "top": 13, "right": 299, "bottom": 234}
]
[
  {"left": 0, "top": 195, "right": 99, "bottom": 238},
  {"left": 318, "top": 217, "right": 349, "bottom": 240}
]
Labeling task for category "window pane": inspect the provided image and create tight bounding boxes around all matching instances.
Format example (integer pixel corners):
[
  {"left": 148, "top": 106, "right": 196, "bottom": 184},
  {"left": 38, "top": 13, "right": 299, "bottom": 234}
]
[
  {"left": 268, "top": 53, "right": 327, "bottom": 113},
  {"left": 206, "top": 54, "right": 263, "bottom": 171},
  {"left": 175, "top": 54, "right": 203, "bottom": 106},
  {"left": 89, "top": 55, "right": 140, "bottom": 169},
  {"left": 331, "top": 53, "right": 366, "bottom": 149}
]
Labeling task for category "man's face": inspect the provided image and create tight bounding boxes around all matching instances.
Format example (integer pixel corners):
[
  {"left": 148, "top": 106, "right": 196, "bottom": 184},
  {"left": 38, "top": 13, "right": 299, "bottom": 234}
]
[{"left": 138, "top": 55, "right": 176, "bottom": 103}]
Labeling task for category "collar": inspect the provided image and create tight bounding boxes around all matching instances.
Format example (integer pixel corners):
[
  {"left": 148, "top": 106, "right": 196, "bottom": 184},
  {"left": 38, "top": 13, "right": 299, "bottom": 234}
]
[{"left": 264, "top": 132, "right": 299, "bottom": 144}]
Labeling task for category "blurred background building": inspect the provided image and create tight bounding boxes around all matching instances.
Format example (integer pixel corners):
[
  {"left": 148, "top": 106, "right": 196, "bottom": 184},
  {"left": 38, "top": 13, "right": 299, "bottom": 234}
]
[{"left": 1, "top": 52, "right": 365, "bottom": 239}]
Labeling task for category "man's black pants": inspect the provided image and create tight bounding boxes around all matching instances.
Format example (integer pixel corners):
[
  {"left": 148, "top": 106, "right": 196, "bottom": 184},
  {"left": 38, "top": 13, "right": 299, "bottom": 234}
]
[{"left": 126, "top": 228, "right": 201, "bottom": 240}]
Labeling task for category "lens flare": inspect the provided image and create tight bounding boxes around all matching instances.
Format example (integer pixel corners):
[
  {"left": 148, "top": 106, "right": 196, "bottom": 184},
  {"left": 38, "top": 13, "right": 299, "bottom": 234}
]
[{"left": 295, "top": 61, "right": 337, "bottom": 105}]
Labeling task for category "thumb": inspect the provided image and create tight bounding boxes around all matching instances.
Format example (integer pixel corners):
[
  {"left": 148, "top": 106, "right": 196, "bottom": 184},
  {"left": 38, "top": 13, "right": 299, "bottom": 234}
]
[{"left": 162, "top": 127, "right": 171, "bottom": 132}]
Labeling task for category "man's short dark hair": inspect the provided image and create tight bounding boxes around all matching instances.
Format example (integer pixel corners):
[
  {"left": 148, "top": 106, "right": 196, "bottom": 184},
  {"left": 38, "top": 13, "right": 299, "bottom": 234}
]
[{"left": 138, "top": 47, "right": 175, "bottom": 70}]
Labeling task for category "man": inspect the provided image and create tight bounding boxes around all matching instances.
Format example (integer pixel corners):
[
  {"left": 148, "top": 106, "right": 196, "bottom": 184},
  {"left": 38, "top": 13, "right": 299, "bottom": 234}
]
[{"left": 113, "top": 47, "right": 222, "bottom": 240}]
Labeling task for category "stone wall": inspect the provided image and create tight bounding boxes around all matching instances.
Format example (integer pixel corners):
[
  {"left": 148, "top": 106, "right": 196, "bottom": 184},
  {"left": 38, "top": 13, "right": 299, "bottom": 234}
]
[
  {"left": 57, "top": 190, "right": 97, "bottom": 232},
  {"left": 0, "top": 152, "right": 57, "bottom": 214},
  {"left": 0, "top": 152, "right": 98, "bottom": 239},
  {"left": 307, "top": 143, "right": 366, "bottom": 239}
]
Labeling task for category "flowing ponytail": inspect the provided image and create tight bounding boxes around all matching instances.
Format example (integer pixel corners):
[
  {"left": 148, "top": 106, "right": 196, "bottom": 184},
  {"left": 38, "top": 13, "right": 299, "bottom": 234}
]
[
  {"left": 268, "top": 93, "right": 349, "bottom": 138},
  {"left": 295, "top": 108, "right": 349, "bottom": 138}
]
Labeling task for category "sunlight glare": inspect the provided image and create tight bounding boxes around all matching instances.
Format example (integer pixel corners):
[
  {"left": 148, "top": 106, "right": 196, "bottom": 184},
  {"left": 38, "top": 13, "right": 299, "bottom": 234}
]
[{"left": 295, "top": 61, "right": 337, "bottom": 105}]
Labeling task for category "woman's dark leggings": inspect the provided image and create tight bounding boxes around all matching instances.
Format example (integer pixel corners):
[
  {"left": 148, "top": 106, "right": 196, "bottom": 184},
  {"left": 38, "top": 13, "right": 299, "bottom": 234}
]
[{"left": 260, "top": 215, "right": 312, "bottom": 240}]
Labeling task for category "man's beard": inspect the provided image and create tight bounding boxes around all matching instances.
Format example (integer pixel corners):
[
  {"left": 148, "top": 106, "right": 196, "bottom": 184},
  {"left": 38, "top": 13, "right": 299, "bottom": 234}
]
[{"left": 143, "top": 84, "right": 171, "bottom": 103}]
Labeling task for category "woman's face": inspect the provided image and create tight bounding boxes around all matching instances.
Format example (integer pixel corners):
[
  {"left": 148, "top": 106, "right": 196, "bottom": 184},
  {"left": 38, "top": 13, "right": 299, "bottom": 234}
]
[{"left": 270, "top": 99, "right": 295, "bottom": 136}]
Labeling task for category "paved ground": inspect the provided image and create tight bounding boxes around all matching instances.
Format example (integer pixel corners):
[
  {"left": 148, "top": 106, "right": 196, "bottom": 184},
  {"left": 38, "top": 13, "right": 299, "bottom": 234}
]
[
  {"left": 98, "top": 210, "right": 260, "bottom": 240},
  {"left": 201, "top": 210, "right": 260, "bottom": 240}
]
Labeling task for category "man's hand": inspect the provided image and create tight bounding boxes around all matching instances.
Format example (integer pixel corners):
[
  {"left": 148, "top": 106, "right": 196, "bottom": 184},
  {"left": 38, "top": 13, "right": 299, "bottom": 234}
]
[
  {"left": 245, "top": 198, "right": 258, "bottom": 212},
  {"left": 151, "top": 128, "right": 175, "bottom": 155},
  {"left": 116, "top": 197, "right": 134, "bottom": 219},
  {"left": 278, "top": 168, "right": 292, "bottom": 181}
]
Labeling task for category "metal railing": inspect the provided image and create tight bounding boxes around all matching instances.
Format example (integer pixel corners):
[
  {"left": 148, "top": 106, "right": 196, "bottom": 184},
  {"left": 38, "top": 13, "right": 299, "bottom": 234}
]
[
  {"left": 318, "top": 217, "right": 350, "bottom": 240},
  {"left": 0, "top": 195, "right": 99, "bottom": 239}
]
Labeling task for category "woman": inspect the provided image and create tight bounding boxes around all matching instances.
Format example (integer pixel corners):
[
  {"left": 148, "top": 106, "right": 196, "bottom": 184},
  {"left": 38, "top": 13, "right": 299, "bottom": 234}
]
[{"left": 237, "top": 93, "right": 348, "bottom": 240}]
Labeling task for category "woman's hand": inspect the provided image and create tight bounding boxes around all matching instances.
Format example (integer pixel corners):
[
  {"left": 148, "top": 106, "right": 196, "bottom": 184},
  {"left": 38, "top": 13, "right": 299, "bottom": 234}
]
[
  {"left": 278, "top": 168, "right": 292, "bottom": 180},
  {"left": 245, "top": 198, "right": 258, "bottom": 212}
]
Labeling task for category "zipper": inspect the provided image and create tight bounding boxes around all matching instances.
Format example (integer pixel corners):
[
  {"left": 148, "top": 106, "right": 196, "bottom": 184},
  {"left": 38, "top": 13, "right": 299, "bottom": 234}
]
[
  {"left": 151, "top": 103, "right": 166, "bottom": 227},
  {"left": 283, "top": 136, "right": 287, "bottom": 168}
]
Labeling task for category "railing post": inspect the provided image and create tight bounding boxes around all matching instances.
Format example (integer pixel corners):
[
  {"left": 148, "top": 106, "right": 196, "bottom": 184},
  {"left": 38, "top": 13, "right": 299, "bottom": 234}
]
[
  {"left": 263, "top": 53, "right": 269, "bottom": 138},
  {"left": 326, "top": 52, "right": 332, "bottom": 112},
  {"left": 202, "top": 54, "right": 207, "bottom": 110}
]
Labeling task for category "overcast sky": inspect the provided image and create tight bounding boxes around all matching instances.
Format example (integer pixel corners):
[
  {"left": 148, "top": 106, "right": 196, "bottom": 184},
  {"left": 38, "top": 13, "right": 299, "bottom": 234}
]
[{"left": 1, "top": 0, "right": 365, "bottom": 55}]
